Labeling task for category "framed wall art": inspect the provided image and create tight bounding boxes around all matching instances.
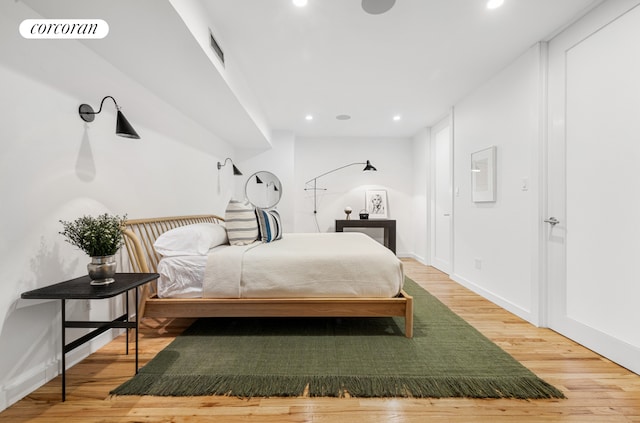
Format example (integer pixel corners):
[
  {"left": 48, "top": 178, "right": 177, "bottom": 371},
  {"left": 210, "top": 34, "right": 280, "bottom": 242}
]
[
  {"left": 471, "top": 146, "right": 497, "bottom": 202},
  {"left": 365, "top": 189, "right": 388, "bottom": 219}
]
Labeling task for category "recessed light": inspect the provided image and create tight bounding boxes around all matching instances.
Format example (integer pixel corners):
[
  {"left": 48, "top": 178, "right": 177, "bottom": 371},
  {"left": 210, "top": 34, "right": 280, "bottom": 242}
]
[
  {"left": 293, "top": 0, "right": 308, "bottom": 7},
  {"left": 486, "top": 0, "right": 504, "bottom": 9},
  {"left": 305, "top": 114, "right": 313, "bottom": 121},
  {"left": 393, "top": 115, "right": 401, "bottom": 121},
  {"left": 336, "top": 114, "right": 351, "bottom": 120}
]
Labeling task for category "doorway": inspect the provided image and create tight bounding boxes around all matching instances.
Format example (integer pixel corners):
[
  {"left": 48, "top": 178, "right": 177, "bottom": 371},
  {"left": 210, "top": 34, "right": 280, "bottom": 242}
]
[
  {"left": 546, "top": 3, "right": 640, "bottom": 374},
  {"left": 431, "top": 117, "right": 452, "bottom": 274}
]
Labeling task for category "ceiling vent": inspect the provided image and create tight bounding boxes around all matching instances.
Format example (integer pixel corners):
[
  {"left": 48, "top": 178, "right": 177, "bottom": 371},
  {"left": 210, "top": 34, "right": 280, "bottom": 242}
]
[{"left": 209, "top": 29, "right": 224, "bottom": 66}]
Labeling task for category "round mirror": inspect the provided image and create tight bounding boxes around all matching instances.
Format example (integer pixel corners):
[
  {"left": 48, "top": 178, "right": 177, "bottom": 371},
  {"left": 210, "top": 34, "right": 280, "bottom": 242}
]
[{"left": 245, "top": 171, "right": 282, "bottom": 209}]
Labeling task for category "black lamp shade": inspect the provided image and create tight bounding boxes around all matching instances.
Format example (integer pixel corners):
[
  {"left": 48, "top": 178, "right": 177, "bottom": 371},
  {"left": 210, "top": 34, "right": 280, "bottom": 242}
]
[
  {"left": 116, "top": 110, "right": 140, "bottom": 139},
  {"left": 80, "top": 96, "right": 141, "bottom": 139},
  {"left": 363, "top": 160, "right": 377, "bottom": 171},
  {"left": 217, "top": 158, "right": 243, "bottom": 175}
]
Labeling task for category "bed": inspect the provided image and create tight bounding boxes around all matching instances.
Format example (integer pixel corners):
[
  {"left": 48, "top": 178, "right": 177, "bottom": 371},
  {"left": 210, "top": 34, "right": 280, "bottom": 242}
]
[{"left": 122, "top": 214, "right": 413, "bottom": 337}]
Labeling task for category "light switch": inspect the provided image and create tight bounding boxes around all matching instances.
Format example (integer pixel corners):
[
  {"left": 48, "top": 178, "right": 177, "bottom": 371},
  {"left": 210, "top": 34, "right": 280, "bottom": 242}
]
[{"left": 521, "top": 177, "right": 529, "bottom": 191}]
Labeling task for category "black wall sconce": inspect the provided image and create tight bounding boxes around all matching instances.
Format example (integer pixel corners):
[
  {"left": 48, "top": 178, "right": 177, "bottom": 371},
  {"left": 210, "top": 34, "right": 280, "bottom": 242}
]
[
  {"left": 304, "top": 159, "right": 377, "bottom": 214},
  {"left": 78, "top": 96, "right": 140, "bottom": 139},
  {"left": 304, "top": 159, "right": 377, "bottom": 231},
  {"left": 217, "top": 158, "right": 243, "bottom": 175}
]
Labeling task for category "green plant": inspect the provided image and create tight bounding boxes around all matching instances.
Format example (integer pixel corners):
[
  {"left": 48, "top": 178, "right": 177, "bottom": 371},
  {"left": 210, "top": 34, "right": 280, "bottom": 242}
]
[{"left": 59, "top": 213, "right": 127, "bottom": 257}]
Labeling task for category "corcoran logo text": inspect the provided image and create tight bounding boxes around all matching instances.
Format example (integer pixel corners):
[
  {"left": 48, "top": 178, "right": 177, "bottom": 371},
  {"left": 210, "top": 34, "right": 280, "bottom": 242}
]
[{"left": 20, "top": 19, "right": 109, "bottom": 39}]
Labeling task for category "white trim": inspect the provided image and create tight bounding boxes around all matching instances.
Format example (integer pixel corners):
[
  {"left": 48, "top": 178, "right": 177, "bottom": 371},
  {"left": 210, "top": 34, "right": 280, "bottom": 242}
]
[
  {"left": 553, "top": 319, "right": 640, "bottom": 375},
  {"left": 429, "top": 114, "right": 453, "bottom": 275},
  {"left": 401, "top": 252, "right": 428, "bottom": 266},
  {"left": 534, "top": 40, "right": 549, "bottom": 328},
  {"left": 450, "top": 272, "right": 534, "bottom": 324},
  {"left": 0, "top": 329, "right": 121, "bottom": 412},
  {"left": 0, "top": 359, "right": 58, "bottom": 411}
]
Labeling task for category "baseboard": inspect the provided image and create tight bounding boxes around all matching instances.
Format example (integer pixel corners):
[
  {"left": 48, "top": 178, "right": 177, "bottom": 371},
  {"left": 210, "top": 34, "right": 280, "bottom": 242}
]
[
  {"left": 0, "top": 359, "right": 58, "bottom": 411},
  {"left": 554, "top": 318, "right": 640, "bottom": 376},
  {"left": 400, "top": 252, "right": 428, "bottom": 266},
  {"left": 401, "top": 264, "right": 640, "bottom": 376},
  {"left": 0, "top": 328, "right": 123, "bottom": 412},
  {"left": 449, "top": 272, "right": 534, "bottom": 324}
]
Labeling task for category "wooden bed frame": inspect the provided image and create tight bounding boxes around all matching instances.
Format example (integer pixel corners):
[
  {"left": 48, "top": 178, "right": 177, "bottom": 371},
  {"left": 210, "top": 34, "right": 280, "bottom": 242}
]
[{"left": 122, "top": 215, "right": 414, "bottom": 337}]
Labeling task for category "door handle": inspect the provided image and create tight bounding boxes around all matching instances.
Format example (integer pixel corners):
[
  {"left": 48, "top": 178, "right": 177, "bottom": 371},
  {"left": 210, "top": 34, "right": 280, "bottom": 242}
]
[{"left": 544, "top": 217, "right": 560, "bottom": 226}]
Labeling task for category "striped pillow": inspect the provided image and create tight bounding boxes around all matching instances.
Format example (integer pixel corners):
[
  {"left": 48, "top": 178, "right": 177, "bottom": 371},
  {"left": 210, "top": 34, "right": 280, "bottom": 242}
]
[
  {"left": 225, "top": 199, "right": 259, "bottom": 246},
  {"left": 256, "top": 208, "right": 283, "bottom": 242}
]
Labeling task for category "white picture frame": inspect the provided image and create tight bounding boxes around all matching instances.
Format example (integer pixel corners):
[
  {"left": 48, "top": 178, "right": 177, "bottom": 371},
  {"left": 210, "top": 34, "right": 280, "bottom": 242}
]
[
  {"left": 365, "top": 189, "right": 388, "bottom": 219},
  {"left": 471, "top": 146, "right": 497, "bottom": 202}
]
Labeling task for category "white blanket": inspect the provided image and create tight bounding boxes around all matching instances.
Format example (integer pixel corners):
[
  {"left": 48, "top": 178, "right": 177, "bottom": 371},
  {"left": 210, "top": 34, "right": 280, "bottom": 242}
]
[
  {"left": 203, "top": 232, "right": 404, "bottom": 298},
  {"left": 202, "top": 242, "right": 257, "bottom": 298}
]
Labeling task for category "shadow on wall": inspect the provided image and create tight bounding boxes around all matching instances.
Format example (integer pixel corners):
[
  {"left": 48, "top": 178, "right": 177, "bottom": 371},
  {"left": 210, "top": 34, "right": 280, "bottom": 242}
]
[
  {"left": 75, "top": 128, "right": 95, "bottom": 182},
  {"left": 27, "top": 237, "right": 79, "bottom": 291},
  {"left": 0, "top": 237, "right": 81, "bottom": 389}
]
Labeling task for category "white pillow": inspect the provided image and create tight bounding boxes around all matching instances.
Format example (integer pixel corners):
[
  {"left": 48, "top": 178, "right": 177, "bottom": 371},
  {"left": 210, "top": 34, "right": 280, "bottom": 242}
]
[{"left": 153, "top": 223, "right": 228, "bottom": 256}]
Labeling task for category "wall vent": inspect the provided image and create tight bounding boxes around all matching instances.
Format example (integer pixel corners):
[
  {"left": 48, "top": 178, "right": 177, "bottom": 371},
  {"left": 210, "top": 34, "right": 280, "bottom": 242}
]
[{"left": 209, "top": 29, "right": 224, "bottom": 66}]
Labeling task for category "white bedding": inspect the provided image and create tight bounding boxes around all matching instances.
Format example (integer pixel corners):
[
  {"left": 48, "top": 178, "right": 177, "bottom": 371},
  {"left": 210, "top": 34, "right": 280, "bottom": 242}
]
[
  {"left": 157, "top": 232, "right": 404, "bottom": 299},
  {"left": 156, "top": 245, "right": 226, "bottom": 298}
]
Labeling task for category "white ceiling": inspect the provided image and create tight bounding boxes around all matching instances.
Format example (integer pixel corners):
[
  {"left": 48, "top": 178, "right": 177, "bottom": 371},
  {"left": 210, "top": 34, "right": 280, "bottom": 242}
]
[
  {"left": 20, "top": 0, "right": 603, "bottom": 146},
  {"left": 21, "top": 0, "right": 272, "bottom": 150},
  {"left": 200, "top": 0, "right": 602, "bottom": 138}
]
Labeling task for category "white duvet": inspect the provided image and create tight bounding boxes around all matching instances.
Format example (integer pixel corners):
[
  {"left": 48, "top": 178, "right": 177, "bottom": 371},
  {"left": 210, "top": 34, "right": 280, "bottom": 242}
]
[{"left": 157, "top": 232, "right": 404, "bottom": 299}]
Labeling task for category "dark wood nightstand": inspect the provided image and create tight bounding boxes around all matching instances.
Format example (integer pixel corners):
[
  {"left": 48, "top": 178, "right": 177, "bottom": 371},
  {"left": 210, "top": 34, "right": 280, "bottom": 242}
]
[
  {"left": 335, "top": 219, "right": 396, "bottom": 254},
  {"left": 21, "top": 272, "right": 158, "bottom": 401}
]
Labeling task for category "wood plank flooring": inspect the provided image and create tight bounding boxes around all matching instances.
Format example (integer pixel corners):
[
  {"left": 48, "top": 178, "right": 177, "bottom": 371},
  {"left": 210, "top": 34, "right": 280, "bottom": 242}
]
[{"left": 1, "top": 259, "right": 639, "bottom": 422}]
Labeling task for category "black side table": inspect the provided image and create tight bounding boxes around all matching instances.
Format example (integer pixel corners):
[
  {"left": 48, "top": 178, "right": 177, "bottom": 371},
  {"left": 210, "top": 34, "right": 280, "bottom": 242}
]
[
  {"left": 335, "top": 219, "right": 396, "bottom": 254},
  {"left": 21, "top": 272, "right": 158, "bottom": 401}
]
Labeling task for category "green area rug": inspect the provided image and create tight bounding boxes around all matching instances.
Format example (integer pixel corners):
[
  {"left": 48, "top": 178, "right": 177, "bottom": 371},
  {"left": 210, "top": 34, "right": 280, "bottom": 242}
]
[{"left": 112, "top": 278, "right": 564, "bottom": 399}]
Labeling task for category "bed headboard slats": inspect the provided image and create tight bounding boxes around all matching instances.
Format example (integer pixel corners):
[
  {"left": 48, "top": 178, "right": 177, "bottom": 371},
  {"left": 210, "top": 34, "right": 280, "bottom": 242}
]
[{"left": 122, "top": 214, "right": 224, "bottom": 275}]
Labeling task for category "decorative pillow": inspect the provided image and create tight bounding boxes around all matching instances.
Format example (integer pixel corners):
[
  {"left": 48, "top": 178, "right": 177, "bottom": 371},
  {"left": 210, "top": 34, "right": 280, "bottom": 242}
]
[
  {"left": 225, "top": 199, "right": 259, "bottom": 245},
  {"left": 153, "top": 223, "right": 228, "bottom": 256},
  {"left": 256, "top": 208, "right": 283, "bottom": 242}
]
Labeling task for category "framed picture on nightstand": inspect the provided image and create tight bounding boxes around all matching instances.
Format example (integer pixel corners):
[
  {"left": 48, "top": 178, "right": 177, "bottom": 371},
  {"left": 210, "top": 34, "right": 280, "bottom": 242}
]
[{"left": 365, "top": 189, "right": 388, "bottom": 219}]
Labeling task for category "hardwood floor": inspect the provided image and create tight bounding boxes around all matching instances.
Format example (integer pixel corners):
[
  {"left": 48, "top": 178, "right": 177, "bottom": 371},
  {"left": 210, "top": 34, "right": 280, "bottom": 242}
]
[{"left": 2, "top": 259, "right": 639, "bottom": 422}]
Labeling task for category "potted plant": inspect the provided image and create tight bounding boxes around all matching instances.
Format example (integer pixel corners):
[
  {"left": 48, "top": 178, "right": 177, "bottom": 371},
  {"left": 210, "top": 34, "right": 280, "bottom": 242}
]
[{"left": 59, "top": 213, "right": 127, "bottom": 285}]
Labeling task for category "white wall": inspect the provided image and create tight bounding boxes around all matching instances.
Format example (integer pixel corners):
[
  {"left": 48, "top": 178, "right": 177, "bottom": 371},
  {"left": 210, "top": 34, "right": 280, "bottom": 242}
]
[
  {"left": 0, "top": 2, "right": 237, "bottom": 410},
  {"left": 293, "top": 137, "right": 414, "bottom": 256},
  {"left": 236, "top": 130, "right": 296, "bottom": 230},
  {"left": 451, "top": 45, "right": 543, "bottom": 323}
]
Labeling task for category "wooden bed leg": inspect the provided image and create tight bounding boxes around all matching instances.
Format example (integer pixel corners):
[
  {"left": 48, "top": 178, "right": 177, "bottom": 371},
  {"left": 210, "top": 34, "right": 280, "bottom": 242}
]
[
  {"left": 138, "top": 283, "right": 150, "bottom": 320},
  {"left": 404, "top": 291, "right": 414, "bottom": 338}
]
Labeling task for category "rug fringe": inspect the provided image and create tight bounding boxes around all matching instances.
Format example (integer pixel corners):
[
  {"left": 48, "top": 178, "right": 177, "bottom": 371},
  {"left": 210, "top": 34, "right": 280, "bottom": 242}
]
[{"left": 111, "top": 374, "right": 565, "bottom": 399}]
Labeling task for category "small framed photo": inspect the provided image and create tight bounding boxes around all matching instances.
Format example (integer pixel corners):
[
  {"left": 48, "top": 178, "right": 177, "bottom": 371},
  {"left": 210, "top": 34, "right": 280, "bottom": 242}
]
[
  {"left": 471, "top": 146, "right": 497, "bottom": 202},
  {"left": 365, "top": 189, "right": 388, "bottom": 219}
]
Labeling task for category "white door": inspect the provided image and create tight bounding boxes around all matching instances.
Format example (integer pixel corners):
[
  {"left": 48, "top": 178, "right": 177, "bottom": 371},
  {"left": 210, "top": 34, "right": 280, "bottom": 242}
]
[
  {"left": 431, "top": 117, "right": 452, "bottom": 274},
  {"left": 546, "top": 2, "right": 640, "bottom": 374}
]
